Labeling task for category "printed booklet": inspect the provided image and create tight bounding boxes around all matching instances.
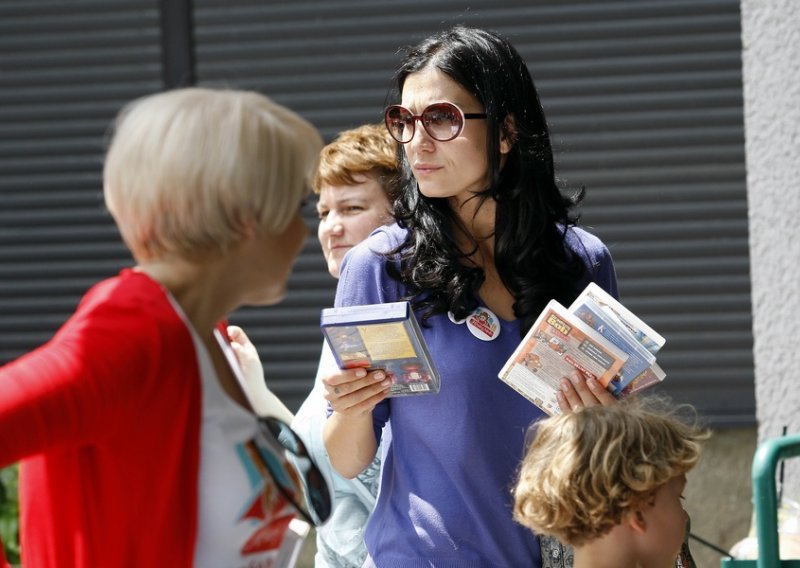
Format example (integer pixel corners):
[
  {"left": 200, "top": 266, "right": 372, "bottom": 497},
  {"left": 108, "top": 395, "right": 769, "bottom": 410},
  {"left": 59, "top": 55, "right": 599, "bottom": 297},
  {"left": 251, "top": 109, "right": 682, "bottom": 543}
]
[
  {"left": 321, "top": 301, "right": 441, "bottom": 397},
  {"left": 498, "top": 283, "right": 666, "bottom": 415}
]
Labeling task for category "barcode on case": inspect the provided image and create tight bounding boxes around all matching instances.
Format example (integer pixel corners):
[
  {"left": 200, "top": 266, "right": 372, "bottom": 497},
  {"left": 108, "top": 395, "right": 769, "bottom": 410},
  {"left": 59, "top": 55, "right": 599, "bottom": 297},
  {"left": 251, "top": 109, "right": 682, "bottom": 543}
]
[{"left": 408, "top": 384, "right": 430, "bottom": 392}]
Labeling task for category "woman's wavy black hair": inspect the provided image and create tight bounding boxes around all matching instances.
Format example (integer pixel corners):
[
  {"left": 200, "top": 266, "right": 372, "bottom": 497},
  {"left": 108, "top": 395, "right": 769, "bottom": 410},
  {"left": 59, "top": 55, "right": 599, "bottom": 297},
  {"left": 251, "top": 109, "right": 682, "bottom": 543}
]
[{"left": 387, "top": 26, "right": 588, "bottom": 335}]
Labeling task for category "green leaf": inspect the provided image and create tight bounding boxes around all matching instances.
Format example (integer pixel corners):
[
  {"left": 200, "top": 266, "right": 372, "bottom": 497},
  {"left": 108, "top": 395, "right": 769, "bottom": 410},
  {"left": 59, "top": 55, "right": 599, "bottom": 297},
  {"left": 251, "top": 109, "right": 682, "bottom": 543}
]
[{"left": 0, "top": 464, "right": 20, "bottom": 563}]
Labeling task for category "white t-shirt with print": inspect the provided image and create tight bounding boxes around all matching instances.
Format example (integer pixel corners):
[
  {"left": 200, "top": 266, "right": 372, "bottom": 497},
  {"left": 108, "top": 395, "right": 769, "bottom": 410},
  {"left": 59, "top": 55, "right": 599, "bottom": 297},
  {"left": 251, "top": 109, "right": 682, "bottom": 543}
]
[{"left": 169, "top": 299, "right": 297, "bottom": 568}]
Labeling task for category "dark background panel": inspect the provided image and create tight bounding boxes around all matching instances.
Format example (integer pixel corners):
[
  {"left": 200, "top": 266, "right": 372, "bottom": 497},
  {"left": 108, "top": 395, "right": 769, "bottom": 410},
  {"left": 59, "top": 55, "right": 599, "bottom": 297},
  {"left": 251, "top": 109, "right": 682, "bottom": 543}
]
[
  {"left": 0, "top": 0, "right": 753, "bottom": 425},
  {"left": 0, "top": 0, "right": 161, "bottom": 360}
]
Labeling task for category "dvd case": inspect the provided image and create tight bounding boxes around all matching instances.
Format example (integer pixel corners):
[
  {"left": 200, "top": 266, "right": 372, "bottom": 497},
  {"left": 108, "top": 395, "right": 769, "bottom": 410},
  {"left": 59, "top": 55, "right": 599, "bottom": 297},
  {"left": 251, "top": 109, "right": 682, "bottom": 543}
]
[
  {"left": 497, "top": 299, "right": 629, "bottom": 415},
  {"left": 498, "top": 283, "right": 668, "bottom": 415},
  {"left": 320, "top": 301, "right": 441, "bottom": 397}
]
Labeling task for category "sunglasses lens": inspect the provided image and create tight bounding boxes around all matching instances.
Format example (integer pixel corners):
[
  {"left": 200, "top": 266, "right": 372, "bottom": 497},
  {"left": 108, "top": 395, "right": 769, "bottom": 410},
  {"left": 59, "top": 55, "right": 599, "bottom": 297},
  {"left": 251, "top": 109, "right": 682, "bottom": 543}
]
[
  {"left": 385, "top": 106, "right": 413, "bottom": 143},
  {"left": 253, "top": 418, "right": 332, "bottom": 526},
  {"left": 263, "top": 415, "right": 304, "bottom": 454},
  {"left": 423, "top": 103, "right": 462, "bottom": 141}
]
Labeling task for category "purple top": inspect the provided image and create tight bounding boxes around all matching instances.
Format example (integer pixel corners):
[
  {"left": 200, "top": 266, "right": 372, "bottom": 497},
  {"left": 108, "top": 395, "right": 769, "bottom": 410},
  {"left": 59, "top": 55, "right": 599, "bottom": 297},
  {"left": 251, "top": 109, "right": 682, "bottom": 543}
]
[{"left": 334, "top": 223, "right": 618, "bottom": 568}]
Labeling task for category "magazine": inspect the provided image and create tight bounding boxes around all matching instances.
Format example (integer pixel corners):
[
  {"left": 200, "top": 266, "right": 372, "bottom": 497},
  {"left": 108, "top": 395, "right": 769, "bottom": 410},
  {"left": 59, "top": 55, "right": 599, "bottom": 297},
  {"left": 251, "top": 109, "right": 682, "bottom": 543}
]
[
  {"left": 320, "top": 301, "right": 441, "bottom": 397},
  {"left": 498, "top": 284, "right": 667, "bottom": 415}
]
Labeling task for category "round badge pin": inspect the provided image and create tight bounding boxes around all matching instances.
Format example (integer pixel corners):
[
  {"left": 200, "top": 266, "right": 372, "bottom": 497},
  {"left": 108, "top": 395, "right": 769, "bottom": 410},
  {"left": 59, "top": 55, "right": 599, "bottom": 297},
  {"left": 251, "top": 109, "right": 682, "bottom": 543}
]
[
  {"left": 447, "top": 311, "right": 468, "bottom": 325},
  {"left": 465, "top": 306, "right": 501, "bottom": 341}
]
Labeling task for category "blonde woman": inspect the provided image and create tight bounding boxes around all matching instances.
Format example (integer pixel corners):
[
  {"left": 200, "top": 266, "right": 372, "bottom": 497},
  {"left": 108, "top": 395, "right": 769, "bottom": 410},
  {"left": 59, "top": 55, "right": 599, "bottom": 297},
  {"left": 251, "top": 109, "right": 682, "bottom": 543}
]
[{"left": 0, "top": 87, "right": 325, "bottom": 567}]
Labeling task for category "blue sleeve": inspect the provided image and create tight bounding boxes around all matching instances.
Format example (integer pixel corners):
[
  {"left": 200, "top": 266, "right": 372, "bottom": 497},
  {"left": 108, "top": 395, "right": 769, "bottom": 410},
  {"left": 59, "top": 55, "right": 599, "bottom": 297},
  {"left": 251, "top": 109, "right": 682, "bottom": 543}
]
[
  {"left": 567, "top": 226, "right": 619, "bottom": 300},
  {"left": 332, "top": 226, "right": 403, "bottom": 442},
  {"left": 334, "top": 227, "right": 403, "bottom": 309},
  {"left": 592, "top": 241, "right": 619, "bottom": 300}
]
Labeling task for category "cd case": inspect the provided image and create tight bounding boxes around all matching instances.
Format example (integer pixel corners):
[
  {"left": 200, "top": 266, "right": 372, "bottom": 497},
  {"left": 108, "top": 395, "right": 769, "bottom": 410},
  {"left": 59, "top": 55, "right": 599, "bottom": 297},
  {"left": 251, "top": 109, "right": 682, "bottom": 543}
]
[{"left": 320, "top": 301, "right": 441, "bottom": 397}]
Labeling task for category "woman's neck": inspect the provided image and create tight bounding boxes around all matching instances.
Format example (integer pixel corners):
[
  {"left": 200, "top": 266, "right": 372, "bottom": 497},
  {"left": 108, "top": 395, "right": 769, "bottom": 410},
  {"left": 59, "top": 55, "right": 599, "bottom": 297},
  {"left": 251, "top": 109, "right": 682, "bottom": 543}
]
[
  {"left": 138, "top": 256, "right": 255, "bottom": 412},
  {"left": 447, "top": 195, "right": 519, "bottom": 320},
  {"left": 450, "top": 195, "right": 496, "bottom": 266},
  {"left": 450, "top": 193, "right": 495, "bottom": 237},
  {"left": 136, "top": 255, "right": 238, "bottom": 338}
]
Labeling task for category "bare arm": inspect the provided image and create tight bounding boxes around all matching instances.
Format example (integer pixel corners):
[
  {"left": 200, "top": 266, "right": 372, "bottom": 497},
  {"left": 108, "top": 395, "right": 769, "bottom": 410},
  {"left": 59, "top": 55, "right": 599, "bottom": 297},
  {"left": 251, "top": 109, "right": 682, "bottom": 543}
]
[
  {"left": 322, "top": 367, "right": 391, "bottom": 478},
  {"left": 227, "top": 325, "right": 294, "bottom": 423}
]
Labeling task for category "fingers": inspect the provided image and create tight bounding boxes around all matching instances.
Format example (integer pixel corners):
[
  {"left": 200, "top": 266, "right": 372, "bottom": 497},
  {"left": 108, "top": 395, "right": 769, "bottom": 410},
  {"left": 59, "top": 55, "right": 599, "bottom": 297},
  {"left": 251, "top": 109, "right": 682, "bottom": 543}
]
[
  {"left": 227, "top": 325, "right": 254, "bottom": 349},
  {"left": 591, "top": 379, "right": 619, "bottom": 406},
  {"left": 227, "top": 325, "right": 264, "bottom": 384},
  {"left": 340, "top": 387, "right": 392, "bottom": 416},
  {"left": 324, "top": 368, "right": 392, "bottom": 415},
  {"left": 556, "top": 370, "right": 618, "bottom": 413},
  {"left": 227, "top": 325, "right": 244, "bottom": 342}
]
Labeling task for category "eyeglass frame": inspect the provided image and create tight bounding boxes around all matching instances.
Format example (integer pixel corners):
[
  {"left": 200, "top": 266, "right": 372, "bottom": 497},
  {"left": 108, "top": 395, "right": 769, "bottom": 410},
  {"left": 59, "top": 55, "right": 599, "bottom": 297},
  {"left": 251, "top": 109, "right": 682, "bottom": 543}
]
[
  {"left": 246, "top": 415, "right": 332, "bottom": 527},
  {"left": 384, "top": 102, "right": 487, "bottom": 143}
]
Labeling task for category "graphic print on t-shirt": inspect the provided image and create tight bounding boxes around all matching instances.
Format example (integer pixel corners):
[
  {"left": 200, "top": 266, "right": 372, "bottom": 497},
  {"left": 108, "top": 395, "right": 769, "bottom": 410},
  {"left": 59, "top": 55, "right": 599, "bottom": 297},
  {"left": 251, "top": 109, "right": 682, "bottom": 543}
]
[{"left": 236, "top": 441, "right": 297, "bottom": 558}]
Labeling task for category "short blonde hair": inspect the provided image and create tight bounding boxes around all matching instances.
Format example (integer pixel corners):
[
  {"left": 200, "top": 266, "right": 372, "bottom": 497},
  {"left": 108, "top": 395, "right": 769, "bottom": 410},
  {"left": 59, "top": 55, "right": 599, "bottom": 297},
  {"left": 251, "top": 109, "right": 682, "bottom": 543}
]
[
  {"left": 513, "top": 399, "right": 708, "bottom": 547},
  {"left": 312, "top": 123, "right": 399, "bottom": 201},
  {"left": 104, "top": 87, "right": 322, "bottom": 261}
]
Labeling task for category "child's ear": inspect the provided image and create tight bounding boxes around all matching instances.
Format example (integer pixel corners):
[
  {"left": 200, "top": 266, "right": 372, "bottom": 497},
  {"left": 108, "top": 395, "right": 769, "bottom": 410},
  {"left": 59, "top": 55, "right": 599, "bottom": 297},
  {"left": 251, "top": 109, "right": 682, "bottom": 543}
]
[{"left": 627, "top": 509, "right": 648, "bottom": 534}]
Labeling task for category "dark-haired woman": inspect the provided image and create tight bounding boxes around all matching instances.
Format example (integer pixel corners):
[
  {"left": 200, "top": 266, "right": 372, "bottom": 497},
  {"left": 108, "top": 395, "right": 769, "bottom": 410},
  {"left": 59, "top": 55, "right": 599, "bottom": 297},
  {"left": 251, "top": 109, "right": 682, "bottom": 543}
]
[{"left": 322, "top": 26, "right": 618, "bottom": 567}]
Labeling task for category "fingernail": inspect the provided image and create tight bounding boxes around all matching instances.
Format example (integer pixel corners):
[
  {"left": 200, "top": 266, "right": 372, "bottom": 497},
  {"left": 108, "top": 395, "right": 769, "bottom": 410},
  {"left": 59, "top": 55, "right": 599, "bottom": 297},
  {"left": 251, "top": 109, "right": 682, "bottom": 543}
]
[
  {"left": 374, "top": 371, "right": 385, "bottom": 380},
  {"left": 355, "top": 369, "right": 367, "bottom": 378},
  {"left": 561, "top": 381, "right": 570, "bottom": 392},
  {"left": 381, "top": 379, "right": 392, "bottom": 387}
]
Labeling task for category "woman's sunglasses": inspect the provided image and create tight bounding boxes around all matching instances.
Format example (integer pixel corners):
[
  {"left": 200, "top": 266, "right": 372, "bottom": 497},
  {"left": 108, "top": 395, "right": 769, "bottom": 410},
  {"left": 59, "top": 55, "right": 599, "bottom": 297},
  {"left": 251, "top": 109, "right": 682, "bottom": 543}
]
[
  {"left": 245, "top": 416, "right": 332, "bottom": 526},
  {"left": 384, "top": 102, "right": 486, "bottom": 143}
]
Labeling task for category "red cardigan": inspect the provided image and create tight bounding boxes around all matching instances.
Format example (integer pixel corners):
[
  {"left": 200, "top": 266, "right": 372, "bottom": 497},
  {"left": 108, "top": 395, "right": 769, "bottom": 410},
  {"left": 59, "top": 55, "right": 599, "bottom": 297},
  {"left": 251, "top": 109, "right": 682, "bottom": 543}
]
[{"left": 0, "top": 270, "right": 205, "bottom": 567}]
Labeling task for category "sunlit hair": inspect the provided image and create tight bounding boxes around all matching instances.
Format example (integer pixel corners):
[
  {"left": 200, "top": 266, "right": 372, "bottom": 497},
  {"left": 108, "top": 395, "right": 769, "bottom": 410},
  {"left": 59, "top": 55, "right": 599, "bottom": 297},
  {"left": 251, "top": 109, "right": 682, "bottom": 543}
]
[
  {"left": 513, "top": 398, "right": 708, "bottom": 547},
  {"left": 104, "top": 87, "right": 322, "bottom": 261},
  {"left": 312, "top": 123, "right": 400, "bottom": 202}
]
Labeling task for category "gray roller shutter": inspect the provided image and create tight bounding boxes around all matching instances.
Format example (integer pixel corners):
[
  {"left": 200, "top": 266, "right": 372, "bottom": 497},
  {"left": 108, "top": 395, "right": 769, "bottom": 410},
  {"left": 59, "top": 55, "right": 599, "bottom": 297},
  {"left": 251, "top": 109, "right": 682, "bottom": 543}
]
[
  {"left": 0, "top": 2, "right": 161, "bottom": 364},
  {"left": 1, "top": 0, "right": 752, "bottom": 425},
  {"left": 193, "top": 0, "right": 752, "bottom": 423}
]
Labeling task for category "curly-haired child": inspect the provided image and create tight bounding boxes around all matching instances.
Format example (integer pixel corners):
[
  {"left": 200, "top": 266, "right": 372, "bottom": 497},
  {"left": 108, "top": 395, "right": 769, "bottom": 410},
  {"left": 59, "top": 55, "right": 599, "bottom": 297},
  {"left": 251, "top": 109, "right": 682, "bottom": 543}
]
[{"left": 513, "top": 399, "right": 709, "bottom": 568}]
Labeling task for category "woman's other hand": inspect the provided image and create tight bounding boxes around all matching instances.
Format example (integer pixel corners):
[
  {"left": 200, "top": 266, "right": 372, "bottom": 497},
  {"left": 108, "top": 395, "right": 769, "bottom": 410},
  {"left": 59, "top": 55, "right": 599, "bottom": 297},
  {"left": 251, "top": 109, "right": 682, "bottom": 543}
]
[{"left": 556, "top": 370, "right": 618, "bottom": 413}]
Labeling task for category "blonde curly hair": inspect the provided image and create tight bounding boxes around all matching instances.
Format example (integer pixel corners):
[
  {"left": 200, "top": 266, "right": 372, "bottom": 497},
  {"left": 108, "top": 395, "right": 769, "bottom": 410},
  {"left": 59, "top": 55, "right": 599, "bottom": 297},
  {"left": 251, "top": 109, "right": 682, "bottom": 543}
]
[{"left": 513, "top": 398, "right": 708, "bottom": 547}]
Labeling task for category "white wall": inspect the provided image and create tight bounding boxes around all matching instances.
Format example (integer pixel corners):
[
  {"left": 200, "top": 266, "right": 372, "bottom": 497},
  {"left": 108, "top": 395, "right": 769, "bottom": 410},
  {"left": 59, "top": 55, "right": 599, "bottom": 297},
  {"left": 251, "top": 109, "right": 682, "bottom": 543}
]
[{"left": 741, "top": 0, "right": 800, "bottom": 496}]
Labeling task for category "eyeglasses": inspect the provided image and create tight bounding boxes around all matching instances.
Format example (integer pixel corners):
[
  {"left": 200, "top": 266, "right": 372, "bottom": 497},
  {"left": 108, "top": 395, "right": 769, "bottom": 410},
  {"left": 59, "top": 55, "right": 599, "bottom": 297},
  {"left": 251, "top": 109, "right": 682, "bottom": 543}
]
[
  {"left": 245, "top": 416, "right": 332, "bottom": 526},
  {"left": 384, "top": 102, "right": 487, "bottom": 143}
]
